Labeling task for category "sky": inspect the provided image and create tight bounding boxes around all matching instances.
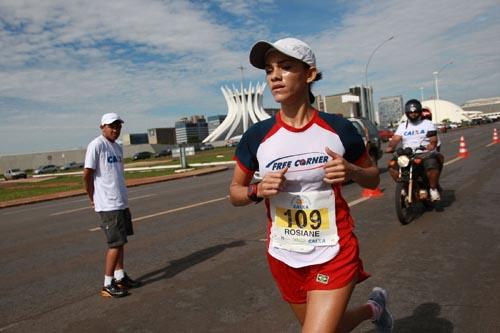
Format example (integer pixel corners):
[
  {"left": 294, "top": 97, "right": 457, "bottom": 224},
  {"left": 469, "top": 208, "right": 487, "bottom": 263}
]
[{"left": 1, "top": 0, "right": 499, "bottom": 155}]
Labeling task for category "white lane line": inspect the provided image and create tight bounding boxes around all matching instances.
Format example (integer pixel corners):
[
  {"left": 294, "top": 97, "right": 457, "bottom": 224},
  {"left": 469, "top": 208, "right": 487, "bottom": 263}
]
[
  {"left": 2, "top": 197, "right": 90, "bottom": 216},
  {"left": 486, "top": 142, "right": 497, "bottom": 147},
  {"left": 444, "top": 156, "right": 462, "bottom": 166},
  {"left": 89, "top": 195, "right": 228, "bottom": 231},
  {"left": 347, "top": 196, "right": 371, "bottom": 207},
  {"left": 53, "top": 194, "right": 156, "bottom": 216},
  {"left": 51, "top": 206, "right": 92, "bottom": 216}
]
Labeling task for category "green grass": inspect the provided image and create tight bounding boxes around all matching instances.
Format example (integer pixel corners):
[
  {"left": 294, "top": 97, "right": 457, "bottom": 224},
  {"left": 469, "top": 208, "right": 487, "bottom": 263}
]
[
  {"left": 0, "top": 177, "right": 83, "bottom": 202},
  {"left": 0, "top": 149, "right": 235, "bottom": 203},
  {"left": 125, "top": 146, "right": 235, "bottom": 166},
  {"left": 124, "top": 168, "right": 176, "bottom": 179}
]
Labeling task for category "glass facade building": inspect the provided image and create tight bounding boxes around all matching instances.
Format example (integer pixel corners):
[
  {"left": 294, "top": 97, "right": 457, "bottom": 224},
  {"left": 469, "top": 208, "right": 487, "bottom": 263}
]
[
  {"left": 378, "top": 95, "right": 404, "bottom": 128},
  {"left": 175, "top": 116, "right": 209, "bottom": 144}
]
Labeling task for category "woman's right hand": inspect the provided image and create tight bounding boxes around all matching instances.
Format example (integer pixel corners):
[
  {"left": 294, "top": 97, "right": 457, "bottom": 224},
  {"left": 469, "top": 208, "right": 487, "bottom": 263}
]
[{"left": 258, "top": 167, "right": 288, "bottom": 198}]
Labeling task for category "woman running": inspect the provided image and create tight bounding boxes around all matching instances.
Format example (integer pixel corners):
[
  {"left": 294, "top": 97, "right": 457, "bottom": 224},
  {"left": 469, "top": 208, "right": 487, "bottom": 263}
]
[{"left": 229, "top": 37, "right": 393, "bottom": 332}]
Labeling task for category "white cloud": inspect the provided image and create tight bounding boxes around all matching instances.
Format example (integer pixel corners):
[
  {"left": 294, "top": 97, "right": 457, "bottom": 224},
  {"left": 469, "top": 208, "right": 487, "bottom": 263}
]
[
  {"left": 0, "top": 0, "right": 499, "bottom": 154},
  {"left": 308, "top": 0, "right": 500, "bottom": 103}
]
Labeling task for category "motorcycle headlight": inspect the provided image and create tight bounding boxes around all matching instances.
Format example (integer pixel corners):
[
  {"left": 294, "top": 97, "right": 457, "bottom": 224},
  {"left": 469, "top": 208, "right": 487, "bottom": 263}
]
[{"left": 397, "top": 155, "right": 410, "bottom": 167}]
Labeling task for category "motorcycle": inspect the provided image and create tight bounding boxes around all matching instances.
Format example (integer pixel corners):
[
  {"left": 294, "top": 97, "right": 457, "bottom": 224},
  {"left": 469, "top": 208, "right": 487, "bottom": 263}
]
[{"left": 390, "top": 147, "right": 434, "bottom": 225}]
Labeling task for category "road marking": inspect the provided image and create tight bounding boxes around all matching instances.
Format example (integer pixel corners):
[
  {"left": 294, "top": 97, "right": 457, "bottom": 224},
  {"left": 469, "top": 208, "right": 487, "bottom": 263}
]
[
  {"left": 486, "top": 142, "right": 497, "bottom": 147},
  {"left": 347, "top": 196, "right": 371, "bottom": 207},
  {"left": 444, "top": 156, "right": 462, "bottom": 166},
  {"left": 52, "top": 206, "right": 92, "bottom": 216},
  {"left": 89, "top": 195, "right": 228, "bottom": 231},
  {"left": 52, "top": 194, "right": 155, "bottom": 216}
]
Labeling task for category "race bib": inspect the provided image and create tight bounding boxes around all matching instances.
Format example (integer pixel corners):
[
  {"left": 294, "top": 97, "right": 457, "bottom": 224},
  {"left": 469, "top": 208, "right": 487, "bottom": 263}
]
[{"left": 269, "top": 190, "right": 338, "bottom": 253}]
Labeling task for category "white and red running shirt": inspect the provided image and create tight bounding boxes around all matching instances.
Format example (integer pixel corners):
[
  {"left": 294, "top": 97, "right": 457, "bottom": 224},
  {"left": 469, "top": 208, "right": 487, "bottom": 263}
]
[{"left": 234, "top": 109, "right": 368, "bottom": 268}]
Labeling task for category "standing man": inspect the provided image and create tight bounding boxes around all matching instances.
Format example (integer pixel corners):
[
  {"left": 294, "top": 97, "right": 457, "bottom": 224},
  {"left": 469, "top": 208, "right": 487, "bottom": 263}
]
[{"left": 83, "top": 113, "right": 141, "bottom": 298}]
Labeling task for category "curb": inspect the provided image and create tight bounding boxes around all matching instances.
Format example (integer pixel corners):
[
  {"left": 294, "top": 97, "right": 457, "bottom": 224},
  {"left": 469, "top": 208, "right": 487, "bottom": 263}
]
[{"left": 0, "top": 166, "right": 229, "bottom": 209}]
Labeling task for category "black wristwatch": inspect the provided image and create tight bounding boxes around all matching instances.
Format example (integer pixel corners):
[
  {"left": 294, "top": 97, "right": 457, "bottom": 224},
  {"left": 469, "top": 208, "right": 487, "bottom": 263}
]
[{"left": 247, "top": 183, "right": 263, "bottom": 203}]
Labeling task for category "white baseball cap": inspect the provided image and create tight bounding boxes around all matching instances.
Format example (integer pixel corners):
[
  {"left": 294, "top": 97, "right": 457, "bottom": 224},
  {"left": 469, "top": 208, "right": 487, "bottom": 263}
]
[
  {"left": 249, "top": 37, "right": 316, "bottom": 69},
  {"left": 100, "top": 112, "right": 124, "bottom": 126}
]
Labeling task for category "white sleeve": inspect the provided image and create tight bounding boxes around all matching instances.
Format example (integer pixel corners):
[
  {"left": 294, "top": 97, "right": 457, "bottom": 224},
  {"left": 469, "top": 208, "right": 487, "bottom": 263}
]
[
  {"left": 84, "top": 140, "right": 98, "bottom": 170},
  {"left": 395, "top": 123, "right": 405, "bottom": 136},
  {"left": 427, "top": 121, "right": 436, "bottom": 132}
]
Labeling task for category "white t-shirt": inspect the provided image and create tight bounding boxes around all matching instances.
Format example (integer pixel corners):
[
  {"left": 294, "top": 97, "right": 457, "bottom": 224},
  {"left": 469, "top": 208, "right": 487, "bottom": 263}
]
[
  {"left": 395, "top": 119, "right": 436, "bottom": 150},
  {"left": 84, "top": 135, "right": 128, "bottom": 212}
]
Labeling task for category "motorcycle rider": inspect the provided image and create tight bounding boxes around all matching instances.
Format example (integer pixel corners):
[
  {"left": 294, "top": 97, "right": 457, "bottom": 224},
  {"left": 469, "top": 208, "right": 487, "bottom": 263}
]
[{"left": 385, "top": 99, "right": 441, "bottom": 201}]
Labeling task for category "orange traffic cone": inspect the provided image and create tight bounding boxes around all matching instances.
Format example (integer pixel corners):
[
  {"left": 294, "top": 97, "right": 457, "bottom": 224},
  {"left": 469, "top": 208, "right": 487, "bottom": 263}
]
[
  {"left": 457, "top": 136, "right": 469, "bottom": 158},
  {"left": 493, "top": 128, "right": 500, "bottom": 144},
  {"left": 362, "top": 186, "right": 383, "bottom": 198}
]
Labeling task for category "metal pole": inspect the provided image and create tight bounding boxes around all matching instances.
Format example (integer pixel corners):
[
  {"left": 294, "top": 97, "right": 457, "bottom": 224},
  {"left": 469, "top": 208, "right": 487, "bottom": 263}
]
[
  {"left": 364, "top": 36, "right": 394, "bottom": 122},
  {"left": 433, "top": 71, "right": 440, "bottom": 100},
  {"left": 433, "top": 60, "right": 453, "bottom": 101},
  {"left": 420, "top": 87, "right": 424, "bottom": 101},
  {"left": 180, "top": 144, "right": 187, "bottom": 169},
  {"left": 364, "top": 36, "right": 394, "bottom": 87}
]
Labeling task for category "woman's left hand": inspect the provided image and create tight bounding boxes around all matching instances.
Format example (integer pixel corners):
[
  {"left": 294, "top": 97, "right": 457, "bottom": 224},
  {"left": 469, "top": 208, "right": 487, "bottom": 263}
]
[{"left": 323, "top": 147, "right": 352, "bottom": 184}]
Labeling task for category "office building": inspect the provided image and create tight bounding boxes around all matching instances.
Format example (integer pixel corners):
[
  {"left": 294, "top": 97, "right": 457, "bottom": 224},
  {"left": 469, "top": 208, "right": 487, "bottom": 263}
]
[
  {"left": 148, "top": 128, "right": 177, "bottom": 145},
  {"left": 175, "top": 116, "right": 209, "bottom": 144},
  {"left": 349, "top": 86, "right": 375, "bottom": 122},
  {"left": 378, "top": 96, "right": 404, "bottom": 128},
  {"left": 314, "top": 93, "right": 360, "bottom": 118},
  {"left": 207, "top": 115, "right": 226, "bottom": 135},
  {"left": 462, "top": 97, "right": 500, "bottom": 114},
  {"left": 122, "top": 133, "right": 149, "bottom": 145}
]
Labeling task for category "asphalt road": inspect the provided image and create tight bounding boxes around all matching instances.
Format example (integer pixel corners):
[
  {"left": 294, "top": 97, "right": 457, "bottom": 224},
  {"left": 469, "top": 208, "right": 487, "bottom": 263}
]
[{"left": 1, "top": 123, "right": 500, "bottom": 332}]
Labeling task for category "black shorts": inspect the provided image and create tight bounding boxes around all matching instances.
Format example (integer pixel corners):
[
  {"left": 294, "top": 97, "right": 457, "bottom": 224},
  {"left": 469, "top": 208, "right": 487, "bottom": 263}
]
[
  {"left": 417, "top": 152, "right": 440, "bottom": 171},
  {"left": 99, "top": 208, "right": 134, "bottom": 248}
]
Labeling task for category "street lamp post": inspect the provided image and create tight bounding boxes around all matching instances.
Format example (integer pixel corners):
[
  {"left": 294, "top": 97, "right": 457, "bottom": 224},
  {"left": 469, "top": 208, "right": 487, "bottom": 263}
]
[
  {"left": 420, "top": 86, "right": 424, "bottom": 101},
  {"left": 432, "top": 60, "right": 453, "bottom": 124},
  {"left": 432, "top": 60, "right": 453, "bottom": 100},
  {"left": 364, "top": 36, "right": 394, "bottom": 87},
  {"left": 364, "top": 36, "right": 394, "bottom": 123}
]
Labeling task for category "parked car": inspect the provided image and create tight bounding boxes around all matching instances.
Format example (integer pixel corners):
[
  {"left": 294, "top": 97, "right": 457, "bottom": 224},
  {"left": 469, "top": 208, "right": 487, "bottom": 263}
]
[
  {"left": 60, "top": 161, "right": 84, "bottom": 170},
  {"left": 155, "top": 149, "right": 172, "bottom": 158},
  {"left": 133, "top": 151, "right": 152, "bottom": 160},
  {"left": 348, "top": 118, "right": 382, "bottom": 165},
  {"left": 3, "top": 168, "right": 27, "bottom": 180},
  {"left": 378, "top": 128, "right": 394, "bottom": 142},
  {"left": 199, "top": 143, "right": 214, "bottom": 151},
  {"left": 33, "top": 164, "right": 58, "bottom": 175}
]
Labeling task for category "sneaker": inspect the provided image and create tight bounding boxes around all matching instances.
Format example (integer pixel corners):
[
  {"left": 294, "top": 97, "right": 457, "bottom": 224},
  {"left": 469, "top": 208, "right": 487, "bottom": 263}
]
[
  {"left": 430, "top": 188, "right": 441, "bottom": 202},
  {"left": 368, "top": 287, "right": 393, "bottom": 333},
  {"left": 116, "top": 273, "right": 142, "bottom": 289},
  {"left": 101, "top": 279, "right": 128, "bottom": 298}
]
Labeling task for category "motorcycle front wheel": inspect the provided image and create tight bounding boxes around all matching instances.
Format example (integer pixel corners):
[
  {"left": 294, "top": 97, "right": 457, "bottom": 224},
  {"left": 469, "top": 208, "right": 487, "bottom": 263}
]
[{"left": 395, "top": 182, "right": 413, "bottom": 225}]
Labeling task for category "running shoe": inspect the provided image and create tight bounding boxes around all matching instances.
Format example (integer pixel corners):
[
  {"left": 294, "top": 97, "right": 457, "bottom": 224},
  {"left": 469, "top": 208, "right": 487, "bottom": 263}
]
[
  {"left": 116, "top": 273, "right": 142, "bottom": 289},
  {"left": 101, "top": 280, "right": 128, "bottom": 298},
  {"left": 430, "top": 188, "right": 441, "bottom": 201},
  {"left": 368, "top": 287, "right": 394, "bottom": 333}
]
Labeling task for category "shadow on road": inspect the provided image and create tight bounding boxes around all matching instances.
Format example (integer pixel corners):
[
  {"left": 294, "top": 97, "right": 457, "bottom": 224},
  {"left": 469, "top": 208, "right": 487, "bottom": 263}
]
[
  {"left": 433, "top": 189, "right": 456, "bottom": 212},
  {"left": 404, "top": 189, "right": 457, "bottom": 224},
  {"left": 366, "top": 302, "right": 453, "bottom": 332},
  {"left": 136, "top": 240, "right": 246, "bottom": 285}
]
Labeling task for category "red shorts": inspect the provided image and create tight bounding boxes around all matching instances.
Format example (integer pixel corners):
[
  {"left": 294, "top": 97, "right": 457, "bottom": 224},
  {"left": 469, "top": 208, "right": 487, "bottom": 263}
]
[{"left": 267, "top": 235, "right": 370, "bottom": 304}]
